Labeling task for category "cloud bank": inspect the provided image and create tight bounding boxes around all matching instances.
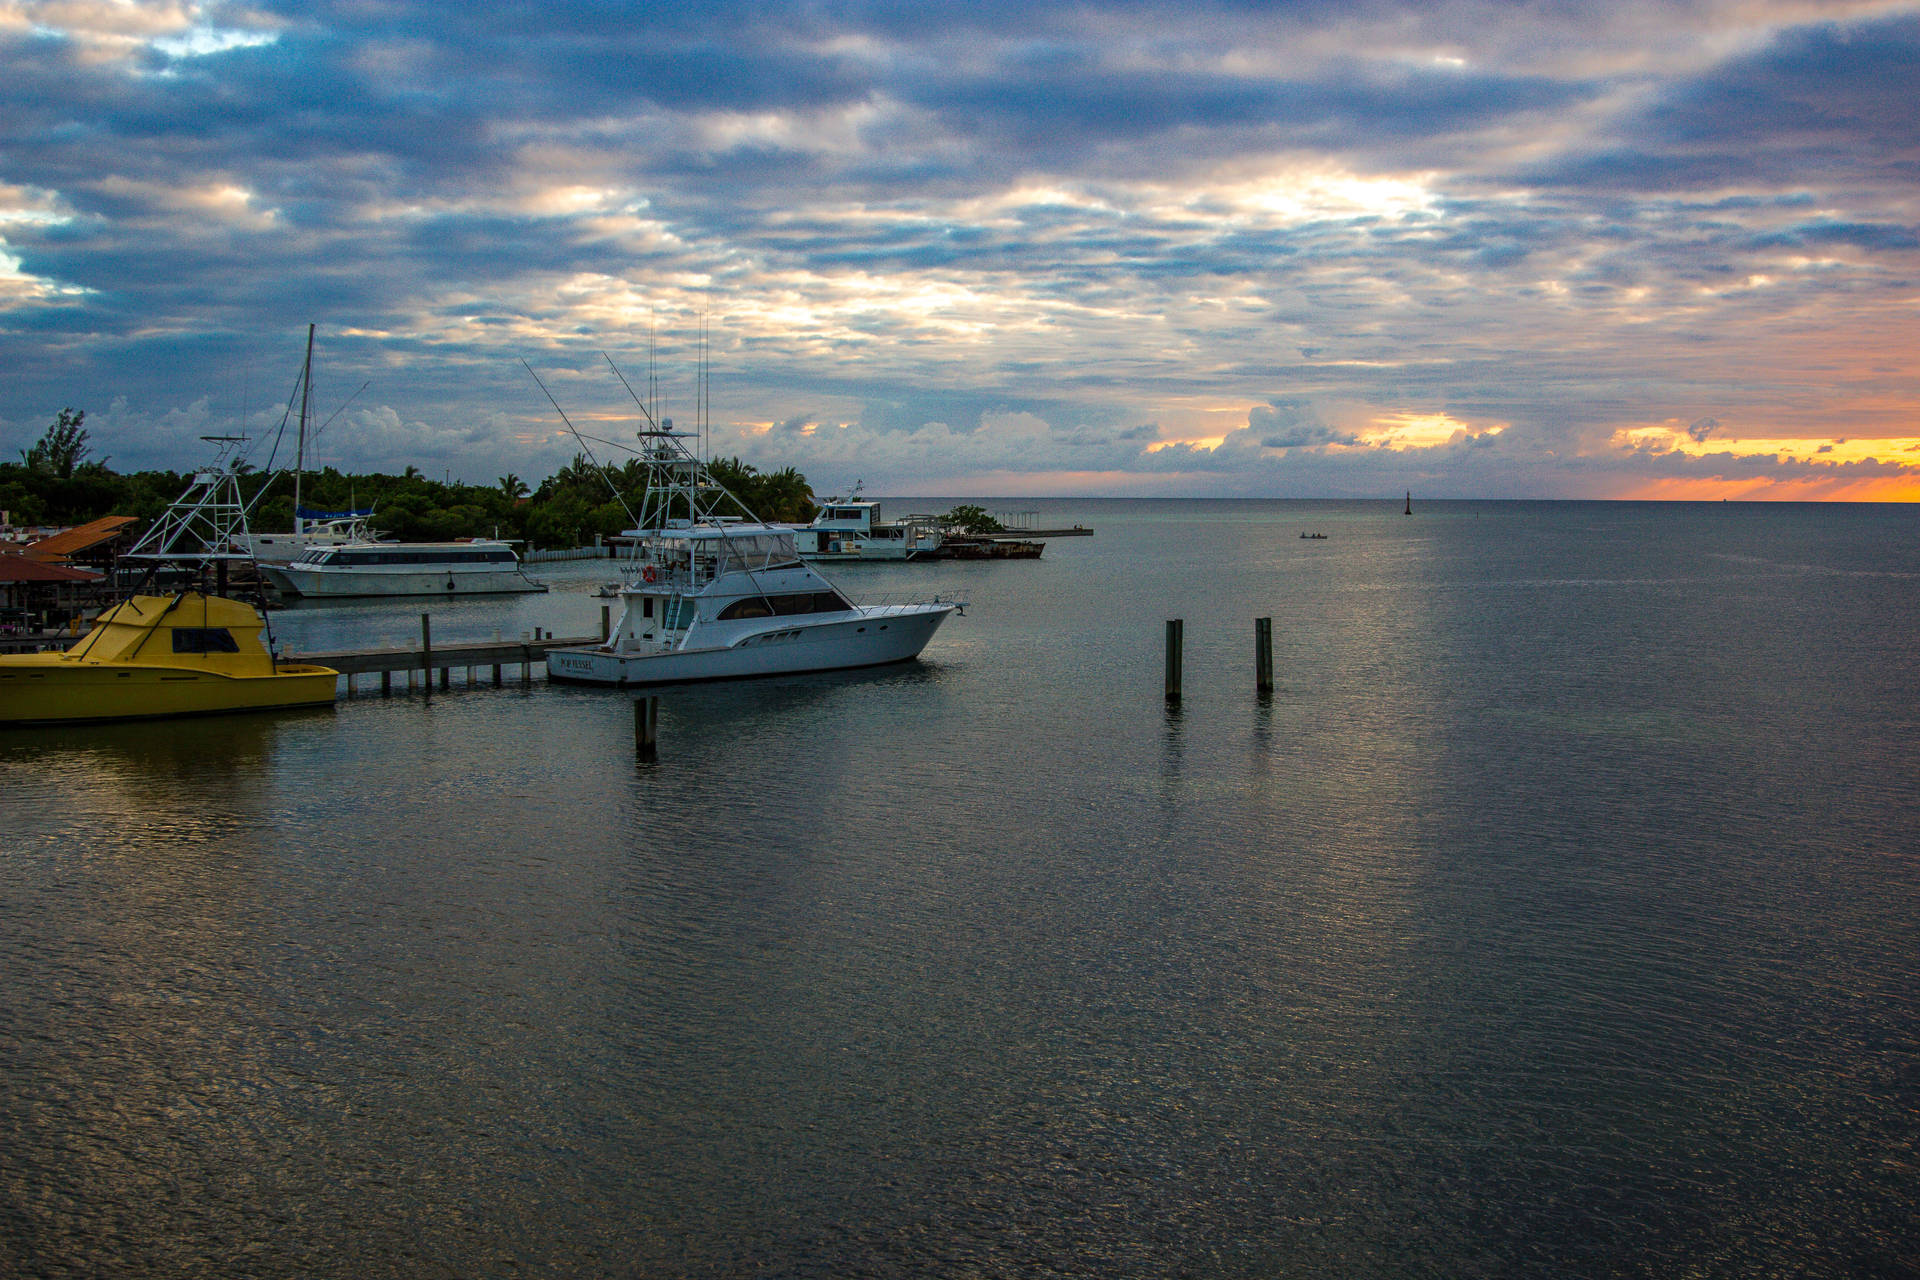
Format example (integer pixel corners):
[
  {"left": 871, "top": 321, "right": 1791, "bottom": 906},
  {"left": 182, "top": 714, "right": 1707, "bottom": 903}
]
[{"left": 2, "top": 1, "right": 1917, "bottom": 498}]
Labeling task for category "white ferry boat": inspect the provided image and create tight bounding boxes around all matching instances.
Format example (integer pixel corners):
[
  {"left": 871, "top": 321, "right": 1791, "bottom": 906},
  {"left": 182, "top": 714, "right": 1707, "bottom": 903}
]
[
  {"left": 260, "top": 538, "right": 547, "bottom": 597},
  {"left": 791, "top": 486, "right": 943, "bottom": 561},
  {"left": 546, "top": 429, "right": 958, "bottom": 687}
]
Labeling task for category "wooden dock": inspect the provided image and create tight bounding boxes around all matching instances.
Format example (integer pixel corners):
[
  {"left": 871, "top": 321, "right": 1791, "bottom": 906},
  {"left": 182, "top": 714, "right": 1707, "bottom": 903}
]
[
  {"left": 7, "top": 606, "right": 609, "bottom": 698},
  {"left": 288, "top": 629, "right": 602, "bottom": 696}
]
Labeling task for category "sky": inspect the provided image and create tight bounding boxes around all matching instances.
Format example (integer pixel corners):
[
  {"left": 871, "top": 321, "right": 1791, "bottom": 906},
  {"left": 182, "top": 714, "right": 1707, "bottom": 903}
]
[{"left": 1, "top": 1, "right": 1917, "bottom": 500}]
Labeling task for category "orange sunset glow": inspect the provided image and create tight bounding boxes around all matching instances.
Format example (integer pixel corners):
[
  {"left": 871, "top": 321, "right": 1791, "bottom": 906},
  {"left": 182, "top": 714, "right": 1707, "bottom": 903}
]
[{"left": 1, "top": 3, "right": 1915, "bottom": 500}]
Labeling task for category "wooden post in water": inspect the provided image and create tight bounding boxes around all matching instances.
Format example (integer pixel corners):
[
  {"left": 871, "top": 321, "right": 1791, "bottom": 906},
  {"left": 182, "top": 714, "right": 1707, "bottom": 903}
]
[
  {"left": 602, "top": 605, "right": 612, "bottom": 642},
  {"left": 1255, "top": 616, "right": 1273, "bottom": 694},
  {"left": 421, "top": 613, "right": 432, "bottom": 701},
  {"left": 382, "top": 669, "right": 392, "bottom": 696},
  {"left": 634, "top": 696, "right": 659, "bottom": 761},
  {"left": 1165, "top": 618, "right": 1184, "bottom": 703}
]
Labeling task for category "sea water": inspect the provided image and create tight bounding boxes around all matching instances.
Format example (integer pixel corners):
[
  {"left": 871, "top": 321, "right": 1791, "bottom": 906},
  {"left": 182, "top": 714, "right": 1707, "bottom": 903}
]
[{"left": 3, "top": 500, "right": 1917, "bottom": 1277}]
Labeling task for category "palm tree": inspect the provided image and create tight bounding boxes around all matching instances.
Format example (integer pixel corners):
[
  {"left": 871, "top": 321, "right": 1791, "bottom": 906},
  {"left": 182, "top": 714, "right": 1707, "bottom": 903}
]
[
  {"left": 554, "top": 453, "right": 603, "bottom": 492},
  {"left": 755, "top": 467, "right": 816, "bottom": 522},
  {"left": 497, "top": 473, "right": 529, "bottom": 501}
]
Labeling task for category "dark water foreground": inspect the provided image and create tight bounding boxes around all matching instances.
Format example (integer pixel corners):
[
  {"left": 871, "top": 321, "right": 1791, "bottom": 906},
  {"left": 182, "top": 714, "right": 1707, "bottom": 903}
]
[{"left": 4, "top": 500, "right": 1916, "bottom": 1278}]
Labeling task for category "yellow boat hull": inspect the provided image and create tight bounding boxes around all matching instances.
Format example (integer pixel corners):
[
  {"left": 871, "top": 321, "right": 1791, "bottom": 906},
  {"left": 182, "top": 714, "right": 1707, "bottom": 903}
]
[
  {"left": 0, "top": 657, "right": 338, "bottom": 725},
  {"left": 0, "top": 592, "right": 337, "bottom": 725}
]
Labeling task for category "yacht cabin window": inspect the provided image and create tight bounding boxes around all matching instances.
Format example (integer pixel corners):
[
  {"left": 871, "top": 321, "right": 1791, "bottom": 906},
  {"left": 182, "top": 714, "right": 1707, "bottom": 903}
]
[
  {"left": 716, "top": 591, "right": 852, "bottom": 621},
  {"left": 172, "top": 627, "right": 240, "bottom": 653}
]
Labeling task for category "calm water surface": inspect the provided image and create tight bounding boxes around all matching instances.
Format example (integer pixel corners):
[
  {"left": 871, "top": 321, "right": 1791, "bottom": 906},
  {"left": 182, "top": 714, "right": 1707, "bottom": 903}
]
[{"left": 4, "top": 500, "right": 1917, "bottom": 1277}]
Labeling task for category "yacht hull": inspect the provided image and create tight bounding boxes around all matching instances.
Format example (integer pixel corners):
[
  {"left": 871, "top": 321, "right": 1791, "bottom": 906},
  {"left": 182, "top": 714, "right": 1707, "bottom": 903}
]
[
  {"left": 0, "top": 656, "right": 338, "bottom": 725},
  {"left": 261, "top": 565, "right": 547, "bottom": 597},
  {"left": 546, "top": 603, "right": 956, "bottom": 687}
]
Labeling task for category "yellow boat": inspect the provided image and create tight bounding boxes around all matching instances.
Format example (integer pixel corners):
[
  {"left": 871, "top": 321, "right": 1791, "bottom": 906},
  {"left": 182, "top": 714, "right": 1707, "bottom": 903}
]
[{"left": 0, "top": 591, "right": 337, "bottom": 725}]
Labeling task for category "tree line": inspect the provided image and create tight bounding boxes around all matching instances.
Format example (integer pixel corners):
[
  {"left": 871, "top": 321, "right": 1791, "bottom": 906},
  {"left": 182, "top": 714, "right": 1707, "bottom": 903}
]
[{"left": 3, "top": 409, "right": 821, "bottom": 546}]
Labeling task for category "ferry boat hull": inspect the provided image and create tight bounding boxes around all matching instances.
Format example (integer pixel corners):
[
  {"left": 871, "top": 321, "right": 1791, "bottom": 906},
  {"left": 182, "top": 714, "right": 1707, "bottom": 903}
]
[
  {"left": 261, "top": 564, "right": 546, "bottom": 597},
  {"left": 547, "top": 602, "right": 956, "bottom": 687},
  {"left": 796, "top": 543, "right": 939, "bottom": 562}
]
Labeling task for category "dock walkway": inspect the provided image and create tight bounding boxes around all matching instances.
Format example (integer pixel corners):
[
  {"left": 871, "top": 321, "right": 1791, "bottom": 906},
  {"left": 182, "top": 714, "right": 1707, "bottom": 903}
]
[{"left": 288, "top": 631, "right": 601, "bottom": 696}]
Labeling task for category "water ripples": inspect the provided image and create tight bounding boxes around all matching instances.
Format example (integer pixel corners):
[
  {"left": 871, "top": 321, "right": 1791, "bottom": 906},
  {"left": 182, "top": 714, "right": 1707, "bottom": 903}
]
[{"left": 4, "top": 500, "right": 1918, "bottom": 1276}]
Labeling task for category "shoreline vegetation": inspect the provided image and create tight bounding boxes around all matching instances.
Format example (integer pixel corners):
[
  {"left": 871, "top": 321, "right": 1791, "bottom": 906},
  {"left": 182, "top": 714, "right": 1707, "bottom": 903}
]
[{"left": 3, "top": 408, "right": 839, "bottom": 547}]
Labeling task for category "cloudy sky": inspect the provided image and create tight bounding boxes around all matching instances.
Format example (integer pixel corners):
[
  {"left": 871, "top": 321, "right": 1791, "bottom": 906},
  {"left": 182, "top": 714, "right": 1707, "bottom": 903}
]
[{"left": 2, "top": 1, "right": 1916, "bottom": 498}]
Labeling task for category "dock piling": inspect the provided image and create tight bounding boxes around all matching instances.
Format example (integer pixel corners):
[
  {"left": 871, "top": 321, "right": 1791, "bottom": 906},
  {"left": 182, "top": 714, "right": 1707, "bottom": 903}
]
[
  {"left": 1165, "top": 618, "right": 1184, "bottom": 703},
  {"left": 602, "top": 605, "right": 612, "bottom": 642},
  {"left": 1255, "top": 616, "right": 1273, "bottom": 694},
  {"left": 634, "top": 696, "right": 659, "bottom": 761},
  {"left": 421, "top": 614, "right": 433, "bottom": 701}
]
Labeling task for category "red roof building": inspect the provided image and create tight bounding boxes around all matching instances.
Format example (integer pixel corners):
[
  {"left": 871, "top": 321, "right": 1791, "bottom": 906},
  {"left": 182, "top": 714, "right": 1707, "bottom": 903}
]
[{"left": 23, "top": 515, "right": 139, "bottom": 563}]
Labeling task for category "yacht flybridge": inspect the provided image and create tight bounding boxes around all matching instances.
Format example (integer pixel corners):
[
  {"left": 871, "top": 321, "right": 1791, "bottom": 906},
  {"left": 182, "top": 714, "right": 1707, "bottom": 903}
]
[{"left": 545, "top": 418, "right": 960, "bottom": 687}]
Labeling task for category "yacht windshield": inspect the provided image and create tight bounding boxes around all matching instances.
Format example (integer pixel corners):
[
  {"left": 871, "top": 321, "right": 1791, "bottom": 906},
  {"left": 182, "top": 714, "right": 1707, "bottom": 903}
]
[{"left": 713, "top": 532, "right": 802, "bottom": 573}]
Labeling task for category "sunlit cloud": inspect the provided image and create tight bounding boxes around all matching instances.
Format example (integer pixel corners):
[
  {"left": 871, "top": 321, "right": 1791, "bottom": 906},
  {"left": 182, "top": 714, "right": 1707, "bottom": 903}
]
[
  {"left": 1359, "top": 412, "right": 1507, "bottom": 451},
  {"left": 1146, "top": 435, "right": 1228, "bottom": 454},
  {"left": 1616, "top": 424, "right": 1920, "bottom": 466},
  {"left": 0, "top": 1, "right": 1916, "bottom": 497}
]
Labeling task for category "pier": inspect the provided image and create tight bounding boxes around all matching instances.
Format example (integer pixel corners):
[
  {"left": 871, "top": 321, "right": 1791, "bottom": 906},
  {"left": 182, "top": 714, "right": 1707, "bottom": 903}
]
[{"left": 289, "top": 620, "right": 602, "bottom": 696}]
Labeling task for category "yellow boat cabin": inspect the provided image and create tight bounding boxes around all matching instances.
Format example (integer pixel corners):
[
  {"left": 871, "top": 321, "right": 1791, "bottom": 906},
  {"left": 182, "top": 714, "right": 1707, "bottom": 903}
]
[{"left": 0, "top": 591, "right": 337, "bottom": 725}]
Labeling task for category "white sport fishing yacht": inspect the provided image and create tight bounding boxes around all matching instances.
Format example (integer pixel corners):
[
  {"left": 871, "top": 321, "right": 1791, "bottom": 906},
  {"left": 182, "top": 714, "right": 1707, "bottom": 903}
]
[{"left": 546, "top": 419, "right": 960, "bottom": 687}]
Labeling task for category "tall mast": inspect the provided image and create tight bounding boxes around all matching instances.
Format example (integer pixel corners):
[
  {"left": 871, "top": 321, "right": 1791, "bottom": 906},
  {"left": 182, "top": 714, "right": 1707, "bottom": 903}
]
[{"left": 295, "top": 323, "right": 314, "bottom": 533}]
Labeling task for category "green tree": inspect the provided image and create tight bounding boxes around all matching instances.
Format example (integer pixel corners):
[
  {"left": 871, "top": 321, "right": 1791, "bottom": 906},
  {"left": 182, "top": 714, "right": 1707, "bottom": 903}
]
[
  {"left": 526, "top": 491, "right": 593, "bottom": 549},
  {"left": 754, "top": 466, "right": 816, "bottom": 523},
  {"left": 942, "top": 504, "right": 1005, "bottom": 534},
  {"left": 21, "top": 408, "right": 97, "bottom": 479}
]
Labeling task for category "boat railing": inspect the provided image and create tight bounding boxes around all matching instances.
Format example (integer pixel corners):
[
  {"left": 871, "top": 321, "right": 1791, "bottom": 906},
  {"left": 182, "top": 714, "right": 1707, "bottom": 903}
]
[{"left": 848, "top": 590, "right": 969, "bottom": 610}]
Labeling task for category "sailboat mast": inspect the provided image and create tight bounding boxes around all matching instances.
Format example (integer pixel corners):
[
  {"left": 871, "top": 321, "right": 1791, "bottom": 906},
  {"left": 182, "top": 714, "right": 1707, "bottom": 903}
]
[{"left": 295, "top": 323, "right": 314, "bottom": 534}]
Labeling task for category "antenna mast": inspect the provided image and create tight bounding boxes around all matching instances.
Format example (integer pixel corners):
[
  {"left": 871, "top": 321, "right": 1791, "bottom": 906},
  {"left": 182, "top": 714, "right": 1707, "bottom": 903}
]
[{"left": 295, "top": 323, "right": 313, "bottom": 534}]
